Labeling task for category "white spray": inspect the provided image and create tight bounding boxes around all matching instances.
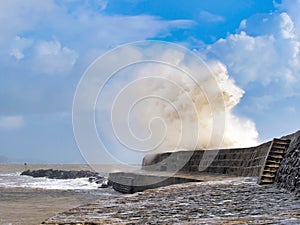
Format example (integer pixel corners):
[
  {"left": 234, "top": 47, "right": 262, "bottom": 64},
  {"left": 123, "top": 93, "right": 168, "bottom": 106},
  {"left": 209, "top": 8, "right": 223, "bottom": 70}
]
[
  {"left": 101, "top": 44, "right": 259, "bottom": 160},
  {"left": 126, "top": 49, "right": 259, "bottom": 153}
]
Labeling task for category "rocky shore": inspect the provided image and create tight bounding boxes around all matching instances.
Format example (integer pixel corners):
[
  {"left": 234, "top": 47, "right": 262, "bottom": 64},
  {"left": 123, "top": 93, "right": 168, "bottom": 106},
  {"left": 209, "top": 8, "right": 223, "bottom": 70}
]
[
  {"left": 42, "top": 177, "right": 300, "bottom": 224},
  {"left": 21, "top": 169, "right": 107, "bottom": 186}
]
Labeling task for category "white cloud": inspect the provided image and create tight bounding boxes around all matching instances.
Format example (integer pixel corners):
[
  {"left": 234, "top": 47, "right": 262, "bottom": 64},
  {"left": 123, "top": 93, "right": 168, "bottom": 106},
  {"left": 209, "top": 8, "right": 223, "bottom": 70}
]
[
  {"left": 9, "top": 36, "right": 33, "bottom": 60},
  {"left": 208, "top": 32, "right": 278, "bottom": 86},
  {"left": 0, "top": 116, "right": 24, "bottom": 129},
  {"left": 0, "top": 1, "right": 194, "bottom": 75},
  {"left": 208, "top": 11, "right": 300, "bottom": 91},
  {"left": 0, "top": 1, "right": 56, "bottom": 47},
  {"left": 34, "top": 40, "right": 78, "bottom": 74},
  {"left": 199, "top": 11, "right": 225, "bottom": 23},
  {"left": 239, "top": 19, "right": 247, "bottom": 29},
  {"left": 97, "top": 0, "right": 108, "bottom": 10},
  {"left": 61, "top": 0, "right": 108, "bottom": 11},
  {"left": 280, "top": 12, "right": 295, "bottom": 39},
  {"left": 9, "top": 49, "right": 24, "bottom": 60},
  {"left": 277, "top": 0, "right": 300, "bottom": 37}
]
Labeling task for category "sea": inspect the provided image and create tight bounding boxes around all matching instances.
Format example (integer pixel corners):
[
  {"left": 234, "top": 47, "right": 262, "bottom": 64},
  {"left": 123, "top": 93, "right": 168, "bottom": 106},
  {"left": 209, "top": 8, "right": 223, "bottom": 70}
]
[{"left": 0, "top": 164, "right": 124, "bottom": 225}]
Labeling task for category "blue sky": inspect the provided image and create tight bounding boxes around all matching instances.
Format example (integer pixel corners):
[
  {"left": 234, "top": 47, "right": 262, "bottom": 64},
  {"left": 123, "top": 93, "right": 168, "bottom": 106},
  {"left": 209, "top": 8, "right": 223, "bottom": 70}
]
[{"left": 0, "top": 0, "right": 299, "bottom": 163}]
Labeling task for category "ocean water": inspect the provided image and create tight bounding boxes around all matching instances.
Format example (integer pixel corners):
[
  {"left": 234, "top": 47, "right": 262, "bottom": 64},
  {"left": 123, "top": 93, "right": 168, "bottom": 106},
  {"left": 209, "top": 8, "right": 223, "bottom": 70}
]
[{"left": 0, "top": 164, "right": 120, "bottom": 225}]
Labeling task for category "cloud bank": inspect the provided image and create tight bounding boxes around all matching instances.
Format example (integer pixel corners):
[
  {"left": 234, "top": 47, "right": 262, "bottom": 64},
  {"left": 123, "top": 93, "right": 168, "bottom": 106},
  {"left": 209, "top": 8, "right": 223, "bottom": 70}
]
[{"left": 205, "top": 0, "right": 300, "bottom": 105}]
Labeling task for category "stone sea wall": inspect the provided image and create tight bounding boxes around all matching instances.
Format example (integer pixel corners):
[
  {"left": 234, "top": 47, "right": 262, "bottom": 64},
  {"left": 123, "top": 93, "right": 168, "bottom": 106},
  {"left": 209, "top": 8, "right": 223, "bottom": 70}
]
[
  {"left": 143, "top": 141, "right": 271, "bottom": 177},
  {"left": 143, "top": 130, "right": 300, "bottom": 193}
]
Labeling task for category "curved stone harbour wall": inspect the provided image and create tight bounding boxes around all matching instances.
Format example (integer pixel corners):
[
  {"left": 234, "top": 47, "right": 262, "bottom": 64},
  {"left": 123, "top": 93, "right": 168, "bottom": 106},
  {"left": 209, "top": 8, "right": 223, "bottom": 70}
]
[
  {"left": 143, "top": 141, "right": 271, "bottom": 177},
  {"left": 143, "top": 130, "right": 300, "bottom": 193},
  {"left": 275, "top": 131, "right": 300, "bottom": 193}
]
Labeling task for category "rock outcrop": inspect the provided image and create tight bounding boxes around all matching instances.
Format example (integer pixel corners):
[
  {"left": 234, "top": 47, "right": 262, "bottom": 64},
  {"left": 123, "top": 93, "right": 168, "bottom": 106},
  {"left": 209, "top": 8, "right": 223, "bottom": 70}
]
[
  {"left": 21, "top": 169, "right": 99, "bottom": 179},
  {"left": 20, "top": 169, "right": 107, "bottom": 187},
  {"left": 275, "top": 130, "right": 300, "bottom": 194}
]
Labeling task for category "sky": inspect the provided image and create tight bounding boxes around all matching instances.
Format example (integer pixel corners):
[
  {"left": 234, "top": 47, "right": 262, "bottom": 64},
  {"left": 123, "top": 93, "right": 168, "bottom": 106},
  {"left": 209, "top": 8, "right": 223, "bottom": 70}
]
[{"left": 0, "top": 0, "right": 300, "bottom": 164}]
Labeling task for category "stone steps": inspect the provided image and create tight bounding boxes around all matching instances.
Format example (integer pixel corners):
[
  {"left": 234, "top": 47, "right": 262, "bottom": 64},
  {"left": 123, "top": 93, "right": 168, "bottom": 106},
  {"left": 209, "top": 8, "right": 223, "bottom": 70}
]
[{"left": 258, "top": 138, "right": 290, "bottom": 185}]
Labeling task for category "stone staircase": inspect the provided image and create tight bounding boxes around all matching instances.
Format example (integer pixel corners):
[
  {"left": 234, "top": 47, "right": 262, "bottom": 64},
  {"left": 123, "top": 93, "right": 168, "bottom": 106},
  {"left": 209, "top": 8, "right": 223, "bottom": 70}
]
[{"left": 258, "top": 138, "right": 291, "bottom": 185}]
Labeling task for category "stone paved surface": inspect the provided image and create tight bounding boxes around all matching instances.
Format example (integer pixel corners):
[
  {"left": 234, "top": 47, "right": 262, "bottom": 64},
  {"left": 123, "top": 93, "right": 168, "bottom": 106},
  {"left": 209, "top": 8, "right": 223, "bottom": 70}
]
[{"left": 42, "top": 177, "right": 300, "bottom": 225}]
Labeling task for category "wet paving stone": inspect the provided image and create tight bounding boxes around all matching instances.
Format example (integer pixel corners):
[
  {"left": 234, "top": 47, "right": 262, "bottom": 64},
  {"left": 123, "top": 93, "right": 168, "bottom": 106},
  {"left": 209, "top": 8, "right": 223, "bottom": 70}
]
[{"left": 42, "top": 177, "right": 300, "bottom": 224}]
